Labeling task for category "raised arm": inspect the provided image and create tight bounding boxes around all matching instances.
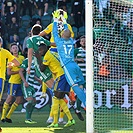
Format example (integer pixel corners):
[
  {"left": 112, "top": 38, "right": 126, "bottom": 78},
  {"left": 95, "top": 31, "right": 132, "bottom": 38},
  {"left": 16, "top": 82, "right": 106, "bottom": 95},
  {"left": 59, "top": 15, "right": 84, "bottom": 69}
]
[{"left": 27, "top": 48, "right": 33, "bottom": 74}]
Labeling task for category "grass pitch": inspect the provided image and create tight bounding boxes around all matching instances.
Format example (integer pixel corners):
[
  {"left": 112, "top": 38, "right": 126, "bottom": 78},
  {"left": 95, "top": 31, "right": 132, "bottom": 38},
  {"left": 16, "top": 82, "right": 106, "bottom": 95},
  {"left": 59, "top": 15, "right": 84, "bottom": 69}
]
[{"left": 0, "top": 112, "right": 86, "bottom": 133}]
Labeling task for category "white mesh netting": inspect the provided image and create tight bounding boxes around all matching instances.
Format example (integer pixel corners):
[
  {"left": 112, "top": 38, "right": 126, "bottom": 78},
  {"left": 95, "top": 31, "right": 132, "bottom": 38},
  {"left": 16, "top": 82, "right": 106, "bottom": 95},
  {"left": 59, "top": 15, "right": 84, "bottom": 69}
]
[{"left": 93, "top": 0, "right": 133, "bottom": 132}]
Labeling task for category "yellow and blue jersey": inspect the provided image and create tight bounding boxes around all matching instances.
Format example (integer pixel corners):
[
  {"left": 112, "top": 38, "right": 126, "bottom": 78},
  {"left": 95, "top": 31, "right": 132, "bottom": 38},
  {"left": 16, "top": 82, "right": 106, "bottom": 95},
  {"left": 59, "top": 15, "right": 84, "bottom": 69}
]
[
  {"left": 0, "top": 48, "right": 15, "bottom": 80},
  {"left": 43, "top": 50, "right": 64, "bottom": 79},
  {"left": 8, "top": 55, "right": 25, "bottom": 84}
]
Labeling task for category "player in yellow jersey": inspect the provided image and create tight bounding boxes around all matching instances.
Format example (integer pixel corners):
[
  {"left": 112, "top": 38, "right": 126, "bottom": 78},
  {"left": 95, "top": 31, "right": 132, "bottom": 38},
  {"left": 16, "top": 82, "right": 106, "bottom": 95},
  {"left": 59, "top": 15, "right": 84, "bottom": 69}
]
[
  {"left": 39, "top": 9, "right": 74, "bottom": 124},
  {"left": 0, "top": 37, "right": 20, "bottom": 102},
  {"left": 39, "top": 9, "right": 74, "bottom": 43},
  {"left": 1, "top": 43, "right": 24, "bottom": 123},
  {"left": 35, "top": 44, "right": 75, "bottom": 127}
]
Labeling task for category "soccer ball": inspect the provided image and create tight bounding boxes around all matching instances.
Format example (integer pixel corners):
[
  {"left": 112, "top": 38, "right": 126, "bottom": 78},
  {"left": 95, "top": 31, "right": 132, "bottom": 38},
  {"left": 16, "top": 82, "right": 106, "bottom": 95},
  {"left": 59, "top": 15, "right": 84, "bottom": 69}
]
[{"left": 57, "top": 21, "right": 64, "bottom": 34}]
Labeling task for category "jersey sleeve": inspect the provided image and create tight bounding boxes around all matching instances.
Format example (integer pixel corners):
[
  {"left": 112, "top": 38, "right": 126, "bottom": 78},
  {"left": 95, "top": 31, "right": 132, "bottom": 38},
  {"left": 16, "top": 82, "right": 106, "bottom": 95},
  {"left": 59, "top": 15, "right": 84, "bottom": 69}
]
[
  {"left": 20, "top": 59, "right": 28, "bottom": 70},
  {"left": 42, "top": 51, "right": 50, "bottom": 66},
  {"left": 52, "top": 22, "right": 61, "bottom": 45},
  {"left": 6, "top": 50, "right": 15, "bottom": 62},
  {"left": 43, "top": 38, "right": 51, "bottom": 46},
  {"left": 44, "top": 23, "right": 52, "bottom": 34},
  {"left": 26, "top": 38, "right": 33, "bottom": 49},
  {"left": 74, "top": 48, "right": 79, "bottom": 57}
]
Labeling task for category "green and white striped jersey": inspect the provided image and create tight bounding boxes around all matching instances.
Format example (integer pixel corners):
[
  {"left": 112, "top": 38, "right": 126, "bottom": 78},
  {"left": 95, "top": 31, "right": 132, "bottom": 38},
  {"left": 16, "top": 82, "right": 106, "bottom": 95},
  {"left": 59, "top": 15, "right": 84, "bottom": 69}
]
[
  {"left": 20, "top": 58, "right": 36, "bottom": 87},
  {"left": 75, "top": 47, "right": 86, "bottom": 79}
]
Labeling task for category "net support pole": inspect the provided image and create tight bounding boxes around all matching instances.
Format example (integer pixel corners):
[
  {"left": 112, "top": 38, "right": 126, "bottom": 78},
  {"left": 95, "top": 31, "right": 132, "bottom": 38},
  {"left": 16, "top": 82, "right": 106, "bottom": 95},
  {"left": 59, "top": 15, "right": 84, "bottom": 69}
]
[{"left": 86, "top": 0, "right": 94, "bottom": 133}]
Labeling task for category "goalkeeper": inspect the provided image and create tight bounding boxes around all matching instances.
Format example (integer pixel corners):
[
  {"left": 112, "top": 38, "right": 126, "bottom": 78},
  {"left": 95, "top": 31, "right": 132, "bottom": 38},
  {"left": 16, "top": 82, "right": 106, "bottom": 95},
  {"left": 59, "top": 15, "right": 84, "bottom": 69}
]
[{"left": 52, "top": 10, "right": 86, "bottom": 107}]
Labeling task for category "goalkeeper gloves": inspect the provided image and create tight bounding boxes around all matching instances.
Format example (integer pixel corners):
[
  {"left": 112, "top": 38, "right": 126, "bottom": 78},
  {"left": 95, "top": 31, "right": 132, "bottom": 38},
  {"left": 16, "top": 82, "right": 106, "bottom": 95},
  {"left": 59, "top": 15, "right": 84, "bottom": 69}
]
[{"left": 52, "top": 10, "right": 60, "bottom": 22}]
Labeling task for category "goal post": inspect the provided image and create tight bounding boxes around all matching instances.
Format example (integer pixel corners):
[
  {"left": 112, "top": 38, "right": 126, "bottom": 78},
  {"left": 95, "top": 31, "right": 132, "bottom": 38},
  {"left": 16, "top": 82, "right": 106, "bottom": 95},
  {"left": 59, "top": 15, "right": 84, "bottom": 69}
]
[{"left": 86, "top": 0, "right": 94, "bottom": 133}]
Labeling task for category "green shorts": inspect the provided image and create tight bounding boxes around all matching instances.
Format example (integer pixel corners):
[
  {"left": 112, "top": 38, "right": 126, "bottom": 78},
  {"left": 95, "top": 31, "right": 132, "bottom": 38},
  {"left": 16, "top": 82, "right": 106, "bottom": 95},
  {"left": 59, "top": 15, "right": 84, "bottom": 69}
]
[
  {"left": 34, "top": 56, "right": 52, "bottom": 82},
  {"left": 22, "top": 84, "right": 36, "bottom": 99}
]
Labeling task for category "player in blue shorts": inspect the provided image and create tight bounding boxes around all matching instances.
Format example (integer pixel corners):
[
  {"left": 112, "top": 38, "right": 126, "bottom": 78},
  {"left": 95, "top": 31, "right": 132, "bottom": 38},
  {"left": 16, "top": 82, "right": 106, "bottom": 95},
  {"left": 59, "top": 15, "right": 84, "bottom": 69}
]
[
  {"left": 0, "top": 37, "right": 20, "bottom": 102},
  {"left": 35, "top": 44, "right": 75, "bottom": 127},
  {"left": 52, "top": 10, "right": 86, "bottom": 107},
  {"left": 1, "top": 43, "right": 24, "bottom": 123}
]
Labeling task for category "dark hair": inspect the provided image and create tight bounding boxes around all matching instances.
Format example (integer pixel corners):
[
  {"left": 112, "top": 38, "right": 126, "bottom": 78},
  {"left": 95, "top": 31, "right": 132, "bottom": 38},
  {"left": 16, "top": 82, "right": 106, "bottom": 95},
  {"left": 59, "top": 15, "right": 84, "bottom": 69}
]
[
  {"left": 80, "top": 35, "right": 85, "bottom": 40},
  {"left": 39, "top": 43, "right": 47, "bottom": 47},
  {"left": 32, "top": 24, "right": 42, "bottom": 35},
  {"left": 10, "top": 42, "right": 18, "bottom": 47}
]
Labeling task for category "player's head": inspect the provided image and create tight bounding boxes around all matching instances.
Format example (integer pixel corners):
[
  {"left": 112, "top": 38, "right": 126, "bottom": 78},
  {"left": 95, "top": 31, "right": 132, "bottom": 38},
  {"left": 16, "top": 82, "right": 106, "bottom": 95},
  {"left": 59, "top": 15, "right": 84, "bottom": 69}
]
[
  {"left": 80, "top": 35, "right": 85, "bottom": 48},
  {"left": 61, "top": 29, "right": 71, "bottom": 39},
  {"left": 38, "top": 43, "right": 48, "bottom": 56},
  {"left": 0, "top": 37, "right": 3, "bottom": 48},
  {"left": 10, "top": 43, "right": 19, "bottom": 54},
  {"left": 31, "top": 24, "right": 42, "bottom": 35}
]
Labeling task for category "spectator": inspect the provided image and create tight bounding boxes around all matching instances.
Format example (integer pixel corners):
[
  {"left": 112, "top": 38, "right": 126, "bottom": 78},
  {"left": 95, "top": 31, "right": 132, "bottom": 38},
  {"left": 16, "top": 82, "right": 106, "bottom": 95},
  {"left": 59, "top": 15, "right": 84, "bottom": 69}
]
[
  {"left": 22, "top": 32, "right": 31, "bottom": 52},
  {"left": 2, "top": 0, "right": 17, "bottom": 16},
  {"left": 58, "top": 0, "right": 67, "bottom": 12},
  {"left": 110, "top": 61, "right": 126, "bottom": 79},
  {"left": 10, "top": 34, "right": 23, "bottom": 54},
  {"left": 74, "top": 35, "right": 86, "bottom": 121},
  {"left": 34, "top": 0, "right": 49, "bottom": 16},
  {"left": 7, "top": 16, "right": 19, "bottom": 43},
  {"left": 0, "top": 20, "right": 6, "bottom": 48},
  {"left": 6, "top": 6, "right": 18, "bottom": 25},
  {"left": 31, "top": 18, "right": 42, "bottom": 27},
  {"left": 20, "top": 0, "right": 34, "bottom": 17},
  {"left": 71, "top": 0, "right": 84, "bottom": 28},
  {"left": 98, "top": 0, "right": 110, "bottom": 18},
  {"left": 98, "top": 57, "right": 110, "bottom": 79}
]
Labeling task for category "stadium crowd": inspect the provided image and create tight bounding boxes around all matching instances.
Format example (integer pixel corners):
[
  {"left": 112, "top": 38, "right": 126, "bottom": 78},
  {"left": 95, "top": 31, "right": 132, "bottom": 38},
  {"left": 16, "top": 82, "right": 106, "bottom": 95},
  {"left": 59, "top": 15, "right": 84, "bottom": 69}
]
[
  {"left": 93, "top": 0, "right": 132, "bottom": 79},
  {"left": 0, "top": 0, "right": 85, "bottom": 50}
]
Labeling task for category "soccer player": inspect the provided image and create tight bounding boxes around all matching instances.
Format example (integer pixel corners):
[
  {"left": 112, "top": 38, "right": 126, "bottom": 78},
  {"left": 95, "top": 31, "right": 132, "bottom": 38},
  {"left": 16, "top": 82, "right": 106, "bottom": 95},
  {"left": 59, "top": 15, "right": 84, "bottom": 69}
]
[
  {"left": 0, "top": 37, "right": 20, "bottom": 102},
  {"left": 1, "top": 43, "right": 25, "bottom": 123},
  {"left": 39, "top": 9, "right": 74, "bottom": 124},
  {"left": 27, "top": 24, "right": 54, "bottom": 89},
  {"left": 74, "top": 35, "right": 86, "bottom": 121},
  {"left": 19, "top": 58, "right": 41, "bottom": 124},
  {"left": 35, "top": 44, "right": 75, "bottom": 128},
  {"left": 52, "top": 11, "right": 86, "bottom": 107},
  {"left": 39, "top": 9, "right": 74, "bottom": 43}
]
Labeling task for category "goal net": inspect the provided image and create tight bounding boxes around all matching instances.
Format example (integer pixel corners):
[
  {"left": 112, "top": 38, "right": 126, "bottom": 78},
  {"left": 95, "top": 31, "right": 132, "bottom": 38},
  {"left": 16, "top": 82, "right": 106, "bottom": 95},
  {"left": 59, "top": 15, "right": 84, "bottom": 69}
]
[{"left": 93, "top": 0, "right": 133, "bottom": 132}]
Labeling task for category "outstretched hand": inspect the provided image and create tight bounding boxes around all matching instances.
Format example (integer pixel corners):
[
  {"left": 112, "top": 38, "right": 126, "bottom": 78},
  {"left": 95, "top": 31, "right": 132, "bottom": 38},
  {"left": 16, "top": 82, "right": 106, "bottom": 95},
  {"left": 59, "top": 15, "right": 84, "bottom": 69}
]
[{"left": 52, "top": 10, "right": 60, "bottom": 19}]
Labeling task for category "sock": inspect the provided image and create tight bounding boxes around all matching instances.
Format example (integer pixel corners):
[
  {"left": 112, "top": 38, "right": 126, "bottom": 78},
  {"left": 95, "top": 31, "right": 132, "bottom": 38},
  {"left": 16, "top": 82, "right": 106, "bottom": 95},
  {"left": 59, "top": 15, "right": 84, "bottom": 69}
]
[
  {"left": 29, "top": 102, "right": 35, "bottom": 119},
  {"left": 76, "top": 98, "right": 82, "bottom": 111},
  {"left": 51, "top": 97, "right": 59, "bottom": 124},
  {"left": 59, "top": 111, "right": 65, "bottom": 118},
  {"left": 1, "top": 102, "right": 9, "bottom": 120},
  {"left": 49, "top": 110, "right": 53, "bottom": 118},
  {"left": 26, "top": 101, "right": 33, "bottom": 120},
  {"left": 72, "top": 85, "right": 86, "bottom": 107},
  {"left": 58, "top": 118, "right": 63, "bottom": 122},
  {"left": 6, "top": 102, "right": 18, "bottom": 119},
  {"left": 60, "top": 99, "right": 73, "bottom": 121}
]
